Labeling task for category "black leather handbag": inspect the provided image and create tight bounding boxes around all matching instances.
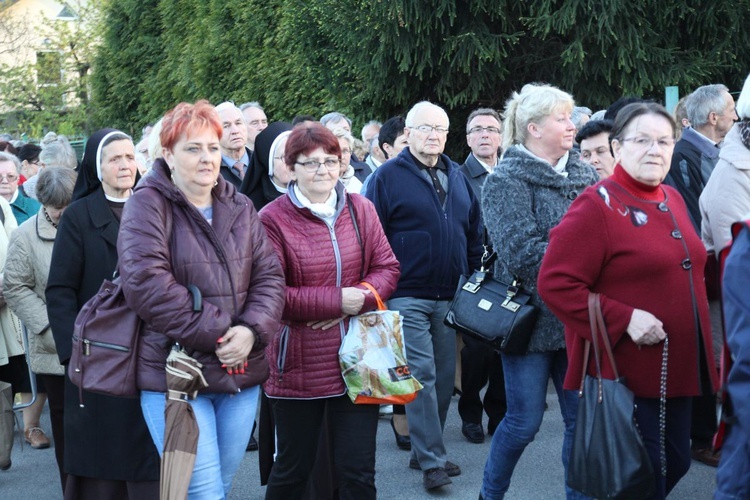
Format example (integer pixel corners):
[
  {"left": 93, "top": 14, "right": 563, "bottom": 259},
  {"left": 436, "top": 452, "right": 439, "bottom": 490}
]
[
  {"left": 444, "top": 246, "right": 538, "bottom": 354},
  {"left": 566, "top": 293, "right": 655, "bottom": 499}
]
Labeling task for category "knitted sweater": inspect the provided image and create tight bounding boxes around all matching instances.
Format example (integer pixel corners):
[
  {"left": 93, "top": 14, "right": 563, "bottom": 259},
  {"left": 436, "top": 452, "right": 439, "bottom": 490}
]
[
  {"left": 539, "top": 166, "right": 719, "bottom": 397},
  {"left": 481, "top": 145, "right": 598, "bottom": 353}
]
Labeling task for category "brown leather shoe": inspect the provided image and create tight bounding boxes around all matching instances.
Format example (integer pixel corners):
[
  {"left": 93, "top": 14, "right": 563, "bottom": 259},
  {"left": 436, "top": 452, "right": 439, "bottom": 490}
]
[
  {"left": 691, "top": 447, "right": 720, "bottom": 467},
  {"left": 24, "top": 427, "right": 50, "bottom": 449}
]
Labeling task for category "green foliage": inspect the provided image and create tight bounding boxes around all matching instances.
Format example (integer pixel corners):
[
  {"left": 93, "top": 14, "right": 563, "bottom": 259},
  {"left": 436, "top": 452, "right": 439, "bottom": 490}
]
[{"left": 89, "top": 0, "right": 750, "bottom": 156}]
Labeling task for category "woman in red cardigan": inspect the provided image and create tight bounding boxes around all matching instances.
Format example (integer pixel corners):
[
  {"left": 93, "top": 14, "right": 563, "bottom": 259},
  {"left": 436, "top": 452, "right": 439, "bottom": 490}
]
[{"left": 538, "top": 102, "right": 719, "bottom": 500}]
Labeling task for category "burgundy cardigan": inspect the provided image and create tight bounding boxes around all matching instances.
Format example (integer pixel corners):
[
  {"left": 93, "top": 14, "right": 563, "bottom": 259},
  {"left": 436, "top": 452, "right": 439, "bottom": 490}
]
[{"left": 538, "top": 166, "right": 719, "bottom": 398}]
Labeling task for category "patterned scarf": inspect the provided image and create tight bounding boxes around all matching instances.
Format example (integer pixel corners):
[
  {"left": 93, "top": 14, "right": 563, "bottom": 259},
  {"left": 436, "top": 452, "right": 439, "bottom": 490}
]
[{"left": 738, "top": 120, "right": 750, "bottom": 151}]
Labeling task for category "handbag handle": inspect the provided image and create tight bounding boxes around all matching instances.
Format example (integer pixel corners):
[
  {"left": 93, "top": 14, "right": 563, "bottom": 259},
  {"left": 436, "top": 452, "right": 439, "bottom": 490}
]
[
  {"left": 360, "top": 282, "right": 385, "bottom": 311},
  {"left": 580, "top": 293, "right": 621, "bottom": 398}
]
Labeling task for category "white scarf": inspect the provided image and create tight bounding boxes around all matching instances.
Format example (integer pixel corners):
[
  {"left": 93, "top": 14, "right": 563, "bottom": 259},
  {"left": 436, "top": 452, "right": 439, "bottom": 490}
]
[{"left": 293, "top": 184, "right": 337, "bottom": 218}]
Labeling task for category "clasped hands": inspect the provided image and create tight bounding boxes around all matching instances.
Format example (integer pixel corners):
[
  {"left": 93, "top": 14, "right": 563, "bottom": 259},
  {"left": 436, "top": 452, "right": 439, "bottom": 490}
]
[{"left": 216, "top": 324, "right": 256, "bottom": 375}]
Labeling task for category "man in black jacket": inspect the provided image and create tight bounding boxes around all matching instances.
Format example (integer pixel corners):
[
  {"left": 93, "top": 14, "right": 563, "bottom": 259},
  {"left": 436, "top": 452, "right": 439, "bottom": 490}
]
[{"left": 457, "top": 108, "right": 506, "bottom": 445}]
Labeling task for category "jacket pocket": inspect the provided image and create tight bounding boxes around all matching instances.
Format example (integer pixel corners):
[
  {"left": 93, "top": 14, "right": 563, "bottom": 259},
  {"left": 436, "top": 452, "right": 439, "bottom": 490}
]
[{"left": 393, "top": 231, "right": 431, "bottom": 282}]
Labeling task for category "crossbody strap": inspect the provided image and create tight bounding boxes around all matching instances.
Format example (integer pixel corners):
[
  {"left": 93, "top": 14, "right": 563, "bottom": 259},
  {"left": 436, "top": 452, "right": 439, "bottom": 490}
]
[{"left": 347, "top": 196, "right": 365, "bottom": 282}]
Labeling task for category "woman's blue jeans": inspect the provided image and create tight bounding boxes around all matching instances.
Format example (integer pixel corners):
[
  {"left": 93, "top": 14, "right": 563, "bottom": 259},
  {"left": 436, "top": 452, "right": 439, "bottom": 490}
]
[
  {"left": 481, "top": 350, "right": 587, "bottom": 500},
  {"left": 141, "top": 386, "right": 259, "bottom": 499}
]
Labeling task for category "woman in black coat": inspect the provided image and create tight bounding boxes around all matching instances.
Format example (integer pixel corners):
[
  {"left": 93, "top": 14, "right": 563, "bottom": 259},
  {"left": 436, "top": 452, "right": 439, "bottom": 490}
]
[{"left": 46, "top": 129, "right": 159, "bottom": 499}]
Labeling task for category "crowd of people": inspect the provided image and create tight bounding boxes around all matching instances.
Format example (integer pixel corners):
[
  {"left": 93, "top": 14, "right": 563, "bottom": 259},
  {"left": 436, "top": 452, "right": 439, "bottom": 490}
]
[{"left": 0, "top": 74, "right": 748, "bottom": 500}]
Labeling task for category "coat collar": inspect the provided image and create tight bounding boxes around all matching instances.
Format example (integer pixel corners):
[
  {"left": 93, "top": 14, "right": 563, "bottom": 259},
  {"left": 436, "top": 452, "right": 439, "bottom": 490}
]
[
  {"left": 463, "top": 153, "right": 492, "bottom": 178},
  {"left": 34, "top": 207, "right": 57, "bottom": 242},
  {"left": 498, "top": 146, "right": 597, "bottom": 189},
  {"left": 87, "top": 188, "right": 120, "bottom": 248}
]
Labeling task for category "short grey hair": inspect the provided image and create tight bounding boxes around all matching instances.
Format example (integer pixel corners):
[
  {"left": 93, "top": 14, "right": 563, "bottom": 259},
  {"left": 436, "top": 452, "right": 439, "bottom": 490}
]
[
  {"left": 686, "top": 84, "right": 730, "bottom": 128},
  {"left": 571, "top": 106, "right": 592, "bottom": 129},
  {"left": 0, "top": 151, "right": 21, "bottom": 173},
  {"left": 331, "top": 127, "right": 354, "bottom": 148},
  {"left": 215, "top": 101, "right": 245, "bottom": 122},
  {"left": 320, "top": 112, "right": 352, "bottom": 128},
  {"left": 239, "top": 101, "right": 264, "bottom": 112},
  {"left": 405, "top": 101, "right": 450, "bottom": 128},
  {"left": 35, "top": 167, "right": 77, "bottom": 207},
  {"left": 466, "top": 108, "right": 502, "bottom": 134},
  {"left": 736, "top": 73, "right": 750, "bottom": 120},
  {"left": 361, "top": 120, "right": 381, "bottom": 141},
  {"left": 39, "top": 132, "right": 77, "bottom": 169}
]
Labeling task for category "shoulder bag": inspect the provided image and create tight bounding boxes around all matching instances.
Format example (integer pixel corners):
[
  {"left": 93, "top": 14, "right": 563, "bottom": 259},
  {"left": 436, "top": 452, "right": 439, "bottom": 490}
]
[
  {"left": 443, "top": 232, "right": 538, "bottom": 354},
  {"left": 566, "top": 292, "right": 658, "bottom": 499}
]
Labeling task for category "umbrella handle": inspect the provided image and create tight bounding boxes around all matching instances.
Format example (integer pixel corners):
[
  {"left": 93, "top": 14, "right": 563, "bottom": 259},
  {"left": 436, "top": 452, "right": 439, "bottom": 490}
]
[{"left": 187, "top": 285, "right": 202, "bottom": 312}]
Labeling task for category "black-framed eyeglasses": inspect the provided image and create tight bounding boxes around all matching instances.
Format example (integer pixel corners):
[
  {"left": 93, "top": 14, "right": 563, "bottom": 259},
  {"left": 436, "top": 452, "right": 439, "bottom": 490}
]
[{"left": 295, "top": 158, "right": 340, "bottom": 172}]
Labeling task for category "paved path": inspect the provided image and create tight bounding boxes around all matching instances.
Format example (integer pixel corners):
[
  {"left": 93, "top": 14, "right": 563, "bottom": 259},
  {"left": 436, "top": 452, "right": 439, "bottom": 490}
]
[{"left": 2, "top": 387, "right": 716, "bottom": 499}]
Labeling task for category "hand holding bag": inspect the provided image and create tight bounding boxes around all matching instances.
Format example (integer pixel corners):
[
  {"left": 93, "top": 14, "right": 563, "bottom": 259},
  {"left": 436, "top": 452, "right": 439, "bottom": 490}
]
[
  {"left": 444, "top": 237, "right": 538, "bottom": 354},
  {"left": 339, "top": 283, "right": 423, "bottom": 405},
  {"left": 566, "top": 293, "right": 655, "bottom": 499}
]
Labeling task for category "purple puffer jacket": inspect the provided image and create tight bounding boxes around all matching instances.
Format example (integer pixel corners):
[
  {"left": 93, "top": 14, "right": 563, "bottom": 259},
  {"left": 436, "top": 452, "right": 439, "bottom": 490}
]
[
  {"left": 118, "top": 159, "right": 285, "bottom": 393},
  {"left": 259, "top": 183, "right": 400, "bottom": 399}
]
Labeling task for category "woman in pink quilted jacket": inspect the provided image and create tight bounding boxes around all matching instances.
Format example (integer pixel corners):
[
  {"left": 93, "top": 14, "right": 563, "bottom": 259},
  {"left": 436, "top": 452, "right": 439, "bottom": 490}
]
[{"left": 259, "top": 123, "right": 400, "bottom": 500}]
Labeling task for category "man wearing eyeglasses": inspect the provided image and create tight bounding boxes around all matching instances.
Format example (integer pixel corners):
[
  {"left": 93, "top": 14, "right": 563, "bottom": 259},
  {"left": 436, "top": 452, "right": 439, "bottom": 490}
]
[
  {"left": 364, "top": 101, "right": 482, "bottom": 491},
  {"left": 0, "top": 152, "right": 40, "bottom": 225},
  {"left": 457, "top": 109, "right": 506, "bottom": 447}
]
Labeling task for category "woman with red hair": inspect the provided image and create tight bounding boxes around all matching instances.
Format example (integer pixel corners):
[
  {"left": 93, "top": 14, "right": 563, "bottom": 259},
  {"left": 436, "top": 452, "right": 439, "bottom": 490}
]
[{"left": 116, "top": 100, "right": 285, "bottom": 497}]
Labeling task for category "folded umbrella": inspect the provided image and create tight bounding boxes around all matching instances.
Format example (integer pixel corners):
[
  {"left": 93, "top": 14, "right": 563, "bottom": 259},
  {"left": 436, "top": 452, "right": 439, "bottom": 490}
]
[{"left": 161, "top": 346, "right": 208, "bottom": 500}]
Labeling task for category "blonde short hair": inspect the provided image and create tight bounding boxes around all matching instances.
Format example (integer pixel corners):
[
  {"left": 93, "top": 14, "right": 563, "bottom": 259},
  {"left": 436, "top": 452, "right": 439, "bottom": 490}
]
[{"left": 502, "top": 84, "right": 575, "bottom": 151}]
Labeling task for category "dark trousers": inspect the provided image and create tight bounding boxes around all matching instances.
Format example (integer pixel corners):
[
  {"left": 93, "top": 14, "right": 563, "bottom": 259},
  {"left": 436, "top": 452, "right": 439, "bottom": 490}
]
[
  {"left": 265, "top": 395, "right": 378, "bottom": 500},
  {"left": 690, "top": 393, "right": 718, "bottom": 447},
  {"left": 40, "top": 374, "right": 66, "bottom": 492},
  {"left": 458, "top": 334, "right": 506, "bottom": 431},
  {"left": 634, "top": 397, "right": 692, "bottom": 500}
]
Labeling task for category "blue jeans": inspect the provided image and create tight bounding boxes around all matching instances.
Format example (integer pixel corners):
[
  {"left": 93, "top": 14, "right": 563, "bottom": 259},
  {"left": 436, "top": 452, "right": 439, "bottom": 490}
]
[
  {"left": 715, "top": 420, "right": 750, "bottom": 499},
  {"left": 481, "top": 350, "right": 587, "bottom": 500},
  {"left": 387, "top": 297, "right": 455, "bottom": 470},
  {"left": 141, "top": 386, "right": 259, "bottom": 499}
]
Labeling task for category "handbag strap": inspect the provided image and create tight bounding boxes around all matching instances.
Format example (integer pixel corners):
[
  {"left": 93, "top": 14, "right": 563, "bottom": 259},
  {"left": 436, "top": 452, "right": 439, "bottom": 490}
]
[
  {"left": 360, "top": 282, "right": 385, "bottom": 311},
  {"left": 347, "top": 197, "right": 366, "bottom": 282}
]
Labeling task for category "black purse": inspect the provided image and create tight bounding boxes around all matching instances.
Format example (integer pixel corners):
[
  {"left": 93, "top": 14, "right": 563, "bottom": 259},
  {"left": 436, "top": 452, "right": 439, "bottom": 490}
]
[
  {"left": 444, "top": 237, "right": 538, "bottom": 354},
  {"left": 566, "top": 293, "right": 656, "bottom": 499}
]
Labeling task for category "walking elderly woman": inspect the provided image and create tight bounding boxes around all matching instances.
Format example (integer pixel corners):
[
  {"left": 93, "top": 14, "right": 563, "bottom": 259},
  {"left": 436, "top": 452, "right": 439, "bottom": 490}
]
[
  {"left": 539, "top": 102, "right": 719, "bottom": 499},
  {"left": 4, "top": 167, "right": 76, "bottom": 491},
  {"left": 479, "top": 83, "right": 598, "bottom": 500},
  {"left": 117, "top": 100, "right": 285, "bottom": 498},
  {"left": 259, "top": 123, "right": 400, "bottom": 499},
  {"left": 46, "top": 129, "right": 160, "bottom": 499}
]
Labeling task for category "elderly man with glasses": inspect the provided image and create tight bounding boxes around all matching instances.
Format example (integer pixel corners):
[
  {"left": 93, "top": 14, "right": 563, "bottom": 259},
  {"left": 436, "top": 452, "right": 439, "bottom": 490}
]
[
  {"left": 0, "top": 152, "right": 40, "bottom": 225},
  {"left": 364, "top": 101, "right": 483, "bottom": 491}
]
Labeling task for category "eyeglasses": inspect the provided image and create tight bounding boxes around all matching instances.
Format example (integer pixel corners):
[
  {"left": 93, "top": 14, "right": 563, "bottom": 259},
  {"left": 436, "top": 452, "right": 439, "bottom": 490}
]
[
  {"left": 273, "top": 156, "right": 284, "bottom": 161},
  {"left": 249, "top": 120, "right": 268, "bottom": 127},
  {"left": 468, "top": 126, "right": 501, "bottom": 135},
  {"left": 0, "top": 174, "right": 19, "bottom": 183},
  {"left": 409, "top": 125, "right": 449, "bottom": 134},
  {"left": 295, "top": 158, "right": 340, "bottom": 172},
  {"left": 340, "top": 148, "right": 352, "bottom": 155},
  {"left": 619, "top": 136, "right": 675, "bottom": 149}
]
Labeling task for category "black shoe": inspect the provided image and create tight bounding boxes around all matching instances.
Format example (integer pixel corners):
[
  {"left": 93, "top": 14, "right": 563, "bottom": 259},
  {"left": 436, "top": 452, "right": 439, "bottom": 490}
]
[
  {"left": 390, "top": 418, "right": 411, "bottom": 451},
  {"left": 246, "top": 435, "right": 258, "bottom": 452},
  {"left": 423, "top": 468, "right": 451, "bottom": 490},
  {"left": 462, "top": 422, "right": 485, "bottom": 443},
  {"left": 410, "top": 458, "right": 461, "bottom": 477}
]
